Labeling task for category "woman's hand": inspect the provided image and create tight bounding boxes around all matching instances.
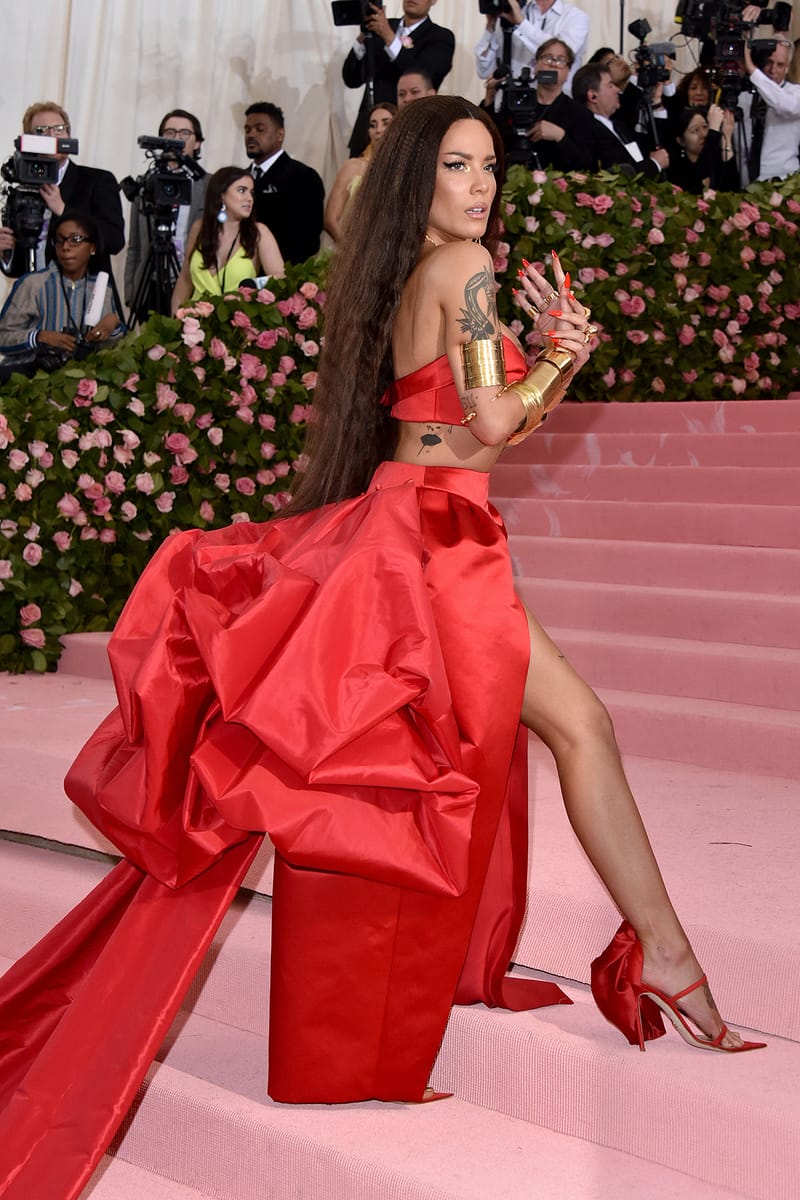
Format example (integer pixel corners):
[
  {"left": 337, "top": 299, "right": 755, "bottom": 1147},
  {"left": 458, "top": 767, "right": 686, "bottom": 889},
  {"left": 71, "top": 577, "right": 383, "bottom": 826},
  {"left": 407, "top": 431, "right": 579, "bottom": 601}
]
[{"left": 514, "top": 251, "right": 596, "bottom": 373}]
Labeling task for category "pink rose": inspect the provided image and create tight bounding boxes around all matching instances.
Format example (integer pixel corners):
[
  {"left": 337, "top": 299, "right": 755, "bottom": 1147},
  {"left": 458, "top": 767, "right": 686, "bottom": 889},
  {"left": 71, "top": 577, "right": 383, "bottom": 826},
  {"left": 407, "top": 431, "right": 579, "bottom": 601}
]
[
  {"left": 8, "top": 449, "right": 28, "bottom": 471},
  {"left": 235, "top": 476, "right": 256, "bottom": 495},
  {"left": 297, "top": 306, "right": 317, "bottom": 330},
  {"left": 257, "top": 469, "right": 276, "bottom": 486},
  {"left": 270, "top": 372, "right": 287, "bottom": 387},
  {"left": 299, "top": 281, "right": 318, "bottom": 300},
  {"left": 22, "top": 543, "right": 43, "bottom": 566},
  {"left": 27, "top": 440, "right": 48, "bottom": 459},
  {"left": 57, "top": 423, "right": 78, "bottom": 443},
  {"left": 651, "top": 377, "right": 666, "bottom": 394},
  {"left": 52, "top": 530, "right": 72, "bottom": 551},
  {"left": 273, "top": 461, "right": 290, "bottom": 478},
  {"left": 300, "top": 340, "right": 318, "bottom": 358},
  {"left": 195, "top": 300, "right": 215, "bottom": 317},
  {"left": 231, "top": 310, "right": 252, "bottom": 329},
  {"left": 90, "top": 406, "right": 114, "bottom": 426},
  {"left": 61, "top": 449, "right": 80, "bottom": 469},
  {"left": 76, "top": 378, "right": 98, "bottom": 399},
  {"left": 207, "top": 426, "right": 224, "bottom": 446},
  {"left": 57, "top": 493, "right": 82, "bottom": 519},
  {"left": 256, "top": 328, "right": 279, "bottom": 350},
  {"left": 591, "top": 194, "right": 613, "bottom": 215},
  {"left": 214, "top": 473, "right": 230, "bottom": 492},
  {"left": 155, "top": 491, "right": 175, "bottom": 513},
  {"left": 278, "top": 355, "right": 295, "bottom": 375},
  {"left": 170, "top": 464, "right": 189, "bottom": 485},
  {"left": 135, "top": 473, "right": 155, "bottom": 494},
  {"left": 209, "top": 337, "right": 228, "bottom": 360},
  {"left": 20, "top": 602, "right": 41, "bottom": 626},
  {"left": 620, "top": 296, "right": 646, "bottom": 318},
  {"left": 14, "top": 483, "right": 32, "bottom": 503},
  {"left": 147, "top": 344, "right": 167, "bottom": 360},
  {"left": 181, "top": 317, "right": 205, "bottom": 348},
  {"left": 21, "top": 628, "right": 46, "bottom": 648},
  {"left": 0, "top": 560, "right": 13, "bottom": 580},
  {"left": 301, "top": 371, "right": 318, "bottom": 390},
  {"left": 165, "top": 432, "right": 191, "bottom": 454},
  {"left": 93, "top": 496, "right": 112, "bottom": 517},
  {"left": 678, "top": 325, "right": 696, "bottom": 346},
  {"left": 69, "top": 578, "right": 84, "bottom": 595},
  {"left": 186, "top": 345, "right": 205, "bottom": 363},
  {"left": 261, "top": 441, "right": 277, "bottom": 460},
  {"left": 199, "top": 501, "right": 215, "bottom": 521},
  {"left": 647, "top": 228, "right": 665, "bottom": 245},
  {"left": 195, "top": 412, "right": 214, "bottom": 429},
  {"left": 240, "top": 352, "right": 267, "bottom": 381},
  {"left": 257, "top": 287, "right": 275, "bottom": 305},
  {"left": 173, "top": 403, "right": 196, "bottom": 423},
  {"left": 289, "top": 404, "right": 311, "bottom": 424},
  {"left": 626, "top": 330, "right": 649, "bottom": 345},
  {"left": 99, "top": 529, "right": 116, "bottom": 543},
  {"left": 259, "top": 413, "right": 277, "bottom": 431},
  {"left": 120, "top": 501, "right": 137, "bottom": 521},
  {"left": 123, "top": 373, "right": 140, "bottom": 392}
]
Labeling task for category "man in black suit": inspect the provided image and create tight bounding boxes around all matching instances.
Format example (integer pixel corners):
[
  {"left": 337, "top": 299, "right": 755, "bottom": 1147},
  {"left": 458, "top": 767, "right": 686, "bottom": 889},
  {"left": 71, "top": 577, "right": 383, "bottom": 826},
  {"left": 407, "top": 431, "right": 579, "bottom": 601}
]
[
  {"left": 0, "top": 102, "right": 124, "bottom": 279},
  {"left": 342, "top": 0, "right": 455, "bottom": 156},
  {"left": 572, "top": 64, "right": 669, "bottom": 179},
  {"left": 244, "top": 102, "right": 325, "bottom": 266}
]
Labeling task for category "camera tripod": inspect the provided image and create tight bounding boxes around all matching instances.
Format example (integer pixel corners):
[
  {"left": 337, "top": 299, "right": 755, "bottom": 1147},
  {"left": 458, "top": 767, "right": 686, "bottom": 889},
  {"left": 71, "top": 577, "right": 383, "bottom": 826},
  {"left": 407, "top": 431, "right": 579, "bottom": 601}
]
[{"left": 127, "top": 208, "right": 182, "bottom": 326}]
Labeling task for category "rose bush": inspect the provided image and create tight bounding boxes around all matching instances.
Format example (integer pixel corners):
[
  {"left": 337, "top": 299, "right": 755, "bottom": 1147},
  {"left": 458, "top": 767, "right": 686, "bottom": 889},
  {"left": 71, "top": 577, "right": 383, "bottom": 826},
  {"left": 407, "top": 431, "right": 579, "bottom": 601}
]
[{"left": 0, "top": 258, "right": 328, "bottom": 673}]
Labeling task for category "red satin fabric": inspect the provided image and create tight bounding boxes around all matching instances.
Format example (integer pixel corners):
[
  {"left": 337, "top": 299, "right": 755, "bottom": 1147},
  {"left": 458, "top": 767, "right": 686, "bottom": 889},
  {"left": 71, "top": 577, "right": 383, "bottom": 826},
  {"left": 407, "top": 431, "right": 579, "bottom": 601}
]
[
  {"left": 590, "top": 920, "right": 667, "bottom": 1046},
  {"left": 0, "top": 377, "right": 569, "bottom": 1196},
  {"left": 383, "top": 336, "right": 528, "bottom": 423}
]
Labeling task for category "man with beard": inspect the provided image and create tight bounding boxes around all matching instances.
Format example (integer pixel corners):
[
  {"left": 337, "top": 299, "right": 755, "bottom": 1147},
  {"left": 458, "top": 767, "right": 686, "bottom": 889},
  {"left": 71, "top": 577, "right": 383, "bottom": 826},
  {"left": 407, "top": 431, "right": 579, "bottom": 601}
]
[{"left": 244, "top": 102, "right": 325, "bottom": 265}]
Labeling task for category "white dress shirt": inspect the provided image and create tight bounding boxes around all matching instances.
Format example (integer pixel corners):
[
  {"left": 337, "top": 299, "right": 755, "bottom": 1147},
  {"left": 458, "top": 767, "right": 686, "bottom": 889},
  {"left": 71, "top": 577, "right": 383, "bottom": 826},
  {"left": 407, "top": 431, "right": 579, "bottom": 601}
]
[
  {"left": 474, "top": 0, "right": 589, "bottom": 94},
  {"left": 737, "top": 70, "right": 800, "bottom": 182},
  {"left": 351, "top": 16, "right": 427, "bottom": 62}
]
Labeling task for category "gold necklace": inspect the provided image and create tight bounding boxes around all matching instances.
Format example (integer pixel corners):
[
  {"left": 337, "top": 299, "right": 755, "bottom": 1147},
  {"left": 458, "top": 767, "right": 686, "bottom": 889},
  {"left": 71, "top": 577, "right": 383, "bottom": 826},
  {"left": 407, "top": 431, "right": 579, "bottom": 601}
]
[{"left": 424, "top": 234, "right": 440, "bottom": 247}]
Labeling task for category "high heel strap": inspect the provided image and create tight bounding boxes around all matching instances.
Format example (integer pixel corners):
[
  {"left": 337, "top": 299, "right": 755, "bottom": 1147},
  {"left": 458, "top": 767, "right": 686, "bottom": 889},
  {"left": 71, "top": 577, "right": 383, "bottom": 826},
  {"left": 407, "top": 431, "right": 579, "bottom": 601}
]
[{"left": 666, "top": 973, "right": 708, "bottom": 1003}]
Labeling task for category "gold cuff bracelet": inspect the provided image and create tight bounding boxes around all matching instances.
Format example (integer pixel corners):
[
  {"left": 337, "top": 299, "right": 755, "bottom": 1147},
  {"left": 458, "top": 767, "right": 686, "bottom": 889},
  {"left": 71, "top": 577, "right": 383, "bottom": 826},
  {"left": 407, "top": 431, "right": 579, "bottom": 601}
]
[
  {"left": 460, "top": 337, "right": 507, "bottom": 390},
  {"left": 505, "top": 346, "right": 575, "bottom": 445}
]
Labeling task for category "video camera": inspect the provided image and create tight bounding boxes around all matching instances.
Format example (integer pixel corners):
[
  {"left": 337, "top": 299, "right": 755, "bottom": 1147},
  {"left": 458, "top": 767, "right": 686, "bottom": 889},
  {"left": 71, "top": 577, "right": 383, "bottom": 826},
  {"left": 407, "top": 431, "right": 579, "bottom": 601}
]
[
  {"left": 119, "top": 135, "right": 202, "bottom": 215},
  {"left": 1, "top": 133, "right": 79, "bottom": 263},
  {"left": 478, "top": 0, "right": 515, "bottom": 14},
  {"left": 628, "top": 19, "right": 677, "bottom": 92},
  {"left": 675, "top": 0, "right": 792, "bottom": 108},
  {"left": 331, "top": 0, "right": 383, "bottom": 32}
]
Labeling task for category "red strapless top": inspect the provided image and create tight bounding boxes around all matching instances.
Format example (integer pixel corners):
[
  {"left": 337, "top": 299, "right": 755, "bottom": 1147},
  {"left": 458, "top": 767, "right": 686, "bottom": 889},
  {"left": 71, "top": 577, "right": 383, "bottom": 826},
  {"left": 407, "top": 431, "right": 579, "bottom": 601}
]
[{"left": 382, "top": 335, "right": 528, "bottom": 423}]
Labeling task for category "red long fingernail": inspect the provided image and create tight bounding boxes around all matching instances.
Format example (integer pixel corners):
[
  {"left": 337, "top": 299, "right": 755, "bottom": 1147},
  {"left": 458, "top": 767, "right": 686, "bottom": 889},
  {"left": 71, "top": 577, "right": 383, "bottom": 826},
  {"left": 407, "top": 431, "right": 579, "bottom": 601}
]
[
  {"left": 512, "top": 287, "right": 519, "bottom": 296},
  {"left": 522, "top": 258, "right": 531, "bottom": 268},
  {"left": 546, "top": 332, "right": 563, "bottom": 339},
  {"left": 551, "top": 249, "right": 558, "bottom": 258},
  {"left": 564, "top": 272, "right": 571, "bottom": 289},
  {"left": 517, "top": 268, "right": 526, "bottom": 279},
  {"left": 548, "top": 309, "right": 563, "bottom": 317}
]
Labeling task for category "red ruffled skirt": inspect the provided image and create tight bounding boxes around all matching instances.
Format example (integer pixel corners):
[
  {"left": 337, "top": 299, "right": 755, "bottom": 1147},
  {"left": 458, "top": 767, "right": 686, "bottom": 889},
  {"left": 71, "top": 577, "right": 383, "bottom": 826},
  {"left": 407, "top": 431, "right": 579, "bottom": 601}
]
[{"left": 0, "top": 461, "right": 569, "bottom": 1200}]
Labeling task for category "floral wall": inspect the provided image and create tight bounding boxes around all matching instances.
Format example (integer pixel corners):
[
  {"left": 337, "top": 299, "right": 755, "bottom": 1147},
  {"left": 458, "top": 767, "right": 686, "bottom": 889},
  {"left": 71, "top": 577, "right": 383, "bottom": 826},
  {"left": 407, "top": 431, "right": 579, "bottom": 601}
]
[{"left": 1, "top": 174, "right": 799, "bottom": 673}]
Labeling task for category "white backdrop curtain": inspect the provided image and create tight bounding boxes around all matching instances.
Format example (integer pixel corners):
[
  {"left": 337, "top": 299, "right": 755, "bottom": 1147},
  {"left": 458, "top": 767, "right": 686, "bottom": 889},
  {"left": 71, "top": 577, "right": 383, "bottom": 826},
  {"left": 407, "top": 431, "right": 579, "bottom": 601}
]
[{"left": 2, "top": 0, "right": 799, "bottom": 304}]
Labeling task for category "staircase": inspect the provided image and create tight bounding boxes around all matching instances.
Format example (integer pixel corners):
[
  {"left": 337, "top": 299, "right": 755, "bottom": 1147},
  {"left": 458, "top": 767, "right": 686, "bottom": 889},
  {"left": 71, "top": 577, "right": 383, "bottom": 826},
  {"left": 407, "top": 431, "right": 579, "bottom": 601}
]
[{"left": 1, "top": 397, "right": 798, "bottom": 1200}]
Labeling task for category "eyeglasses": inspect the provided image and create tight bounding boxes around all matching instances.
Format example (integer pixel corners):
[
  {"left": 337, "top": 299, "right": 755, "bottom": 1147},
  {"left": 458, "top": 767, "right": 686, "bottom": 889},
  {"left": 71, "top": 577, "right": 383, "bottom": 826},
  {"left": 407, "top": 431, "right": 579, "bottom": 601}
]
[
  {"left": 539, "top": 55, "right": 569, "bottom": 67},
  {"left": 32, "top": 123, "right": 69, "bottom": 136},
  {"left": 54, "top": 234, "right": 91, "bottom": 247},
  {"left": 162, "top": 128, "right": 195, "bottom": 140}
]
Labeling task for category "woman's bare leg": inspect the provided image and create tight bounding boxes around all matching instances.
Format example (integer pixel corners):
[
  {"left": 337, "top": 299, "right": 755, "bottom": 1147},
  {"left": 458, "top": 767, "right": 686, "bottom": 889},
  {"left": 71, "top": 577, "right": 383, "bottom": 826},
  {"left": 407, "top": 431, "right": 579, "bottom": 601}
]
[{"left": 519, "top": 604, "right": 744, "bottom": 1047}]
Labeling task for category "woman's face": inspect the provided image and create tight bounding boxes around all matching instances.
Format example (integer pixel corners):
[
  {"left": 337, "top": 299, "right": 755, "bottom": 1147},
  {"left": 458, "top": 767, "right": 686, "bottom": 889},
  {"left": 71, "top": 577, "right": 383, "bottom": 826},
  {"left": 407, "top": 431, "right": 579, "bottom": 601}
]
[
  {"left": 368, "top": 107, "right": 394, "bottom": 146},
  {"left": 679, "top": 113, "right": 708, "bottom": 160},
  {"left": 222, "top": 176, "right": 255, "bottom": 222},
  {"left": 54, "top": 220, "right": 95, "bottom": 280},
  {"left": 426, "top": 119, "right": 497, "bottom": 244},
  {"left": 687, "top": 74, "right": 710, "bottom": 106}
]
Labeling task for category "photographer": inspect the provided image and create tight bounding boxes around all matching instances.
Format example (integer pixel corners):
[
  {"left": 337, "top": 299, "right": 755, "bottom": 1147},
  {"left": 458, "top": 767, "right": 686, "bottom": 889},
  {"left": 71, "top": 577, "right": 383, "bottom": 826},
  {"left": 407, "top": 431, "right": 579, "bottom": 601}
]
[
  {"left": 739, "top": 33, "right": 800, "bottom": 181},
  {"left": 342, "top": 2, "right": 455, "bottom": 155},
  {"left": 519, "top": 39, "right": 596, "bottom": 169},
  {"left": 573, "top": 62, "right": 670, "bottom": 177},
  {"left": 124, "top": 110, "right": 208, "bottom": 315},
  {"left": 0, "top": 210, "right": 124, "bottom": 382},
  {"left": 1, "top": 102, "right": 124, "bottom": 279},
  {"left": 475, "top": 1, "right": 589, "bottom": 96}
]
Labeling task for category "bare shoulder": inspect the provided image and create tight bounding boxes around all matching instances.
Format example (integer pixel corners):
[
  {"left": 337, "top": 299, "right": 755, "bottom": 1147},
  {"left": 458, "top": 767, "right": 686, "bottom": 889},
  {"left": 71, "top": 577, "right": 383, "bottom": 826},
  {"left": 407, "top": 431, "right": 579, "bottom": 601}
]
[{"left": 422, "top": 240, "right": 495, "bottom": 294}]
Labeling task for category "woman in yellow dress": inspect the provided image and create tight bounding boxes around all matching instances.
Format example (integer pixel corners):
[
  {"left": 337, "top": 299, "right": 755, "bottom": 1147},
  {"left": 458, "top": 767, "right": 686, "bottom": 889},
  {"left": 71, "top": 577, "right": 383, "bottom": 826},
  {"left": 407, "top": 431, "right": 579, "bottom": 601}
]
[
  {"left": 171, "top": 166, "right": 283, "bottom": 313},
  {"left": 324, "top": 103, "right": 396, "bottom": 242}
]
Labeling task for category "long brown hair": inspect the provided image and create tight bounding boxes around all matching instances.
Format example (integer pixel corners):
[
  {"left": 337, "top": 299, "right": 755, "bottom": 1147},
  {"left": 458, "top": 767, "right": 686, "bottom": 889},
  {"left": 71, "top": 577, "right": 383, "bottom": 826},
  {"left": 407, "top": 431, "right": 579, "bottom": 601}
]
[
  {"left": 197, "top": 167, "right": 259, "bottom": 271},
  {"left": 290, "top": 96, "right": 505, "bottom": 513}
]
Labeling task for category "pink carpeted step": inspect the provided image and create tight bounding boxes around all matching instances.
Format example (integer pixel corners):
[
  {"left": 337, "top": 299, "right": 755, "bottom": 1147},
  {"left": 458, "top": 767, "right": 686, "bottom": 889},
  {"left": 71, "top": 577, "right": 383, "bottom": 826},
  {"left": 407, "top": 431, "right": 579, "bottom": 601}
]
[
  {"left": 508, "top": 536, "right": 800, "bottom": 595},
  {"left": 496, "top": 497, "right": 800, "bottom": 547},
  {"left": 504, "top": 431, "right": 800, "bottom": 468},
  {"left": 516, "top": 577, "right": 800, "bottom": 649},
  {"left": 492, "top": 463, "right": 799, "bottom": 505},
  {"left": 546, "top": 628, "right": 799, "bottom": 709},
  {"left": 596, "top": 687, "right": 800, "bottom": 777},
  {"left": 82, "top": 1156, "right": 211, "bottom": 1199},
  {"left": 545, "top": 399, "right": 800, "bottom": 435},
  {"left": 59, "top": 631, "right": 112, "bottom": 679}
]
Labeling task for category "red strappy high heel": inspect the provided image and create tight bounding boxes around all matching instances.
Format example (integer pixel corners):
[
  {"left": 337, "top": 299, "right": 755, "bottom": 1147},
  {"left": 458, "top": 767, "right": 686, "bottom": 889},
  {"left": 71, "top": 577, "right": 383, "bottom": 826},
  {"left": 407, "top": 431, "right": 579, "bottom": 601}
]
[{"left": 590, "top": 921, "right": 766, "bottom": 1053}]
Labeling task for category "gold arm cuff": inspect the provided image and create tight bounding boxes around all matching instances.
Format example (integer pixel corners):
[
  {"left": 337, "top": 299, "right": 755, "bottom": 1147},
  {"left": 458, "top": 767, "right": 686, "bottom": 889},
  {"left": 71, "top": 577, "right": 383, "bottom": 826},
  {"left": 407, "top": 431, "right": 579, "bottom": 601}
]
[
  {"left": 504, "top": 348, "right": 574, "bottom": 445},
  {"left": 460, "top": 337, "right": 507, "bottom": 390}
]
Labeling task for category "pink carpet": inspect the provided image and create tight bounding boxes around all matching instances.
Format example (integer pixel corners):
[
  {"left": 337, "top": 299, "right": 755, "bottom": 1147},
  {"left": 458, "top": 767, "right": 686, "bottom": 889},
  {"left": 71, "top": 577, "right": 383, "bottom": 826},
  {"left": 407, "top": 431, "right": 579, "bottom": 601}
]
[{"left": 1, "top": 397, "right": 798, "bottom": 1199}]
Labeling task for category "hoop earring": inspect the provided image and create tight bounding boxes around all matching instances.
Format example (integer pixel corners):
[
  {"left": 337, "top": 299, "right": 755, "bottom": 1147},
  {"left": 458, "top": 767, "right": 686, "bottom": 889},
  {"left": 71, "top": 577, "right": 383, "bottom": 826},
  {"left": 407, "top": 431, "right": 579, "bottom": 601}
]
[{"left": 217, "top": 204, "right": 227, "bottom": 224}]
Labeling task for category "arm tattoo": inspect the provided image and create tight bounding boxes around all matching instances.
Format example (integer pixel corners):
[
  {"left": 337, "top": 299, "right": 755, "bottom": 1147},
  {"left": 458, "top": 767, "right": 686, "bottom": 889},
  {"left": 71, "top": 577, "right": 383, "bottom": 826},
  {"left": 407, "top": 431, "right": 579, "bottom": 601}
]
[
  {"left": 417, "top": 424, "right": 443, "bottom": 455},
  {"left": 462, "top": 390, "right": 479, "bottom": 416},
  {"left": 457, "top": 268, "right": 498, "bottom": 341}
]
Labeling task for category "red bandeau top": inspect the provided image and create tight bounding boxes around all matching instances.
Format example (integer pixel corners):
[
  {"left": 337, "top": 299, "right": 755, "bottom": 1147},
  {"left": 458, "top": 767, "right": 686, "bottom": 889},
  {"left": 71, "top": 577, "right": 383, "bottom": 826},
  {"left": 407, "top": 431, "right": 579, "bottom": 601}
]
[{"left": 382, "top": 335, "right": 528, "bottom": 424}]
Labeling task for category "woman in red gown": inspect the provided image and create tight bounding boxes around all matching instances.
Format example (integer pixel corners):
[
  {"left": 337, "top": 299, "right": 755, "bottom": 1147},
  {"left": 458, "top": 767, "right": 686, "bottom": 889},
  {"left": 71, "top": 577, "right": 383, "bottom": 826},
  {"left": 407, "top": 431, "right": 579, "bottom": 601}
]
[{"left": 0, "top": 97, "right": 761, "bottom": 1200}]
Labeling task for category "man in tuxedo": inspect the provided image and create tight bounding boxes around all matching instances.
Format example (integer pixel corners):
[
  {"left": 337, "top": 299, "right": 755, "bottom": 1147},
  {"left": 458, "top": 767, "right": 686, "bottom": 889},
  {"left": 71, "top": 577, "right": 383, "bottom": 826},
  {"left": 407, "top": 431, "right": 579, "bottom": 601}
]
[
  {"left": 572, "top": 63, "right": 669, "bottom": 178},
  {"left": 243, "top": 102, "right": 324, "bottom": 266},
  {"left": 342, "top": 1, "right": 455, "bottom": 156},
  {"left": 0, "top": 101, "right": 125, "bottom": 279}
]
